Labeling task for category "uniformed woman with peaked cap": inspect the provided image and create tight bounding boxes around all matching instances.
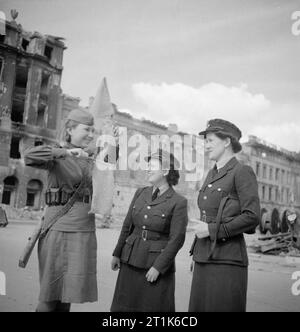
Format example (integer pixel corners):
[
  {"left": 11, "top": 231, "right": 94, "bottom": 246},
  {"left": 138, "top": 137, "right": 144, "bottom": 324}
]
[
  {"left": 111, "top": 149, "right": 188, "bottom": 312},
  {"left": 24, "top": 109, "right": 102, "bottom": 312},
  {"left": 189, "top": 119, "right": 261, "bottom": 312}
]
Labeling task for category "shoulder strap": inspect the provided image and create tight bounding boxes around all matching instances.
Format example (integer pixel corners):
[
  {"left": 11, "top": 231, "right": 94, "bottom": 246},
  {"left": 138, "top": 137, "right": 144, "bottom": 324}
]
[
  {"left": 208, "top": 162, "right": 243, "bottom": 259},
  {"left": 208, "top": 196, "right": 230, "bottom": 259},
  {"left": 40, "top": 179, "right": 85, "bottom": 238}
]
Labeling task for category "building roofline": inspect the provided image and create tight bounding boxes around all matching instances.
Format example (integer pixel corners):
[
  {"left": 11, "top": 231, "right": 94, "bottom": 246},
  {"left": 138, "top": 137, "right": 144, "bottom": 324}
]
[{"left": 244, "top": 136, "right": 300, "bottom": 162}]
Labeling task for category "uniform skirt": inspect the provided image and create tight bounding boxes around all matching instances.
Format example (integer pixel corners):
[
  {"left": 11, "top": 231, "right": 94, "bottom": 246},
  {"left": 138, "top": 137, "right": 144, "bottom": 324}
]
[
  {"left": 188, "top": 262, "right": 248, "bottom": 312},
  {"left": 38, "top": 230, "right": 98, "bottom": 303},
  {"left": 111, "top": 263, "right": 175, "bottom": 312}
]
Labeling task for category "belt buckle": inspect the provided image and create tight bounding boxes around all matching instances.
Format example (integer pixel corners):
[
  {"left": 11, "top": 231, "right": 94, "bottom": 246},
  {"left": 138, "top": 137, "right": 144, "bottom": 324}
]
[
  {"left": 201, "top": 214, "right": 207, "bottom": 223},
  {"left": 142, "top": 230, "right": 147, "bottom": 241}
]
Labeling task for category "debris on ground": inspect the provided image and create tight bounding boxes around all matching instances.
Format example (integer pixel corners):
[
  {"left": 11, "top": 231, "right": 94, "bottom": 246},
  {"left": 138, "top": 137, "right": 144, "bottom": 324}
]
[{"left": 249, "top": 231, "right": 300, "bottom": 256}]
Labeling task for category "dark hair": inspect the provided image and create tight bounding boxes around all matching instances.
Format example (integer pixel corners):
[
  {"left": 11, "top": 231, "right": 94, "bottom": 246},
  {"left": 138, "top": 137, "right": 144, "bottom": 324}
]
[
  {"left": 214, "top": 131, "right": 242, "bottom": 153},
  {"left": 166, "top": 168, "right": 180, "bottom": 186}
]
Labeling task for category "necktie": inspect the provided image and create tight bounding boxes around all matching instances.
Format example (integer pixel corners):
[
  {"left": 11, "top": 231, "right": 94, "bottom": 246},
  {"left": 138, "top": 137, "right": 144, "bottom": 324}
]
[
  {"left": 211, "top": 164, "right": 218, "bottom": 178},
  {"left": 152, "top": 188, "right": 160, "bottom": 201}
]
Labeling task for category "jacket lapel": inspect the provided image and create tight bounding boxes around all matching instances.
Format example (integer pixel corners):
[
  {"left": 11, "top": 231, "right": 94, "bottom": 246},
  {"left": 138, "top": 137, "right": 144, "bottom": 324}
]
[
  {"left": 149, "top": 186, "right": 175, "bottom": 206},
  {"left": 201, "top": 170, "right": 214, "bottom": 190},
  {"left": 209, "top": 157, "right": 238, "bottom": 185},
  {"left": 140, "top": 186, "right": 153, "bottom": 205}
]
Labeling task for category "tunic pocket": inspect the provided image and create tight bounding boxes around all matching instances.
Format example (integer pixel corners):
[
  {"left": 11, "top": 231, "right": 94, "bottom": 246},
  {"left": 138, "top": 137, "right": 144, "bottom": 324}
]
[
  {"left": 211, "top": 236, "right": 244, "bottom": 263},
  {"left": 146, "top": 240, "right": 167, "bottom": 268},
  {"left": 120, "top": 236, "right": 136, "bottom": 263}
]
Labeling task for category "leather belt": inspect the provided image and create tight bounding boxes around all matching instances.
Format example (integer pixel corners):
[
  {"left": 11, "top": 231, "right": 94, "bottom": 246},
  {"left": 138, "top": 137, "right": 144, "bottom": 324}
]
[
  {"left": 46, "top": 194, "right": 91, "bottom": 206},
  {"left": 200, "top": 215, "right": 216, "bottom": 224},
  {"left": 132, "top": 228, "right": 169, "bottom": 241}
]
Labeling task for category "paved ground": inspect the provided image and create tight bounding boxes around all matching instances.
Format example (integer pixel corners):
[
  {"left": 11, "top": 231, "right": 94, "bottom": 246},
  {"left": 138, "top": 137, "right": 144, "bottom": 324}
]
[{"left": 0, "top": 222, "right": 300, "bottom": 312}]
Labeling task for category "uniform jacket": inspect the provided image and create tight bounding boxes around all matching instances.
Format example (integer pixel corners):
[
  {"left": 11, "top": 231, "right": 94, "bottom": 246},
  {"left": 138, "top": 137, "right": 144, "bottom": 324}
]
[
  {"left": 24, "top": 143, "right": 95, "bottom": 232},
  {"left": 113, "top": 186, "right": 188, "bottom": 274},
  {"left": 191, "top": 157, "right": 260, "bottom": 267}
]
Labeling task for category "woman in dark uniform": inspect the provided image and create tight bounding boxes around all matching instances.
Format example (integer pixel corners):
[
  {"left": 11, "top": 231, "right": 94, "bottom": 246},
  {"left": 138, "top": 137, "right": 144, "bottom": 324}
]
[
  {"left": 25, "top": 109, "right": 116, "bottom": 312},
  {"left": 189, "top": 119, "right": 260, "bottom": 312},
  {"left": 111, "top": 149, "right": 188, "bottom": 312}
]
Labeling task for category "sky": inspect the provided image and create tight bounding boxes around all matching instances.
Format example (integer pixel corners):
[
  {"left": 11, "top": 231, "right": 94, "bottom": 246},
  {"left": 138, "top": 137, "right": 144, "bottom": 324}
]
[{"left": 1, "top": 0, "right": 300, "bottom": 151}]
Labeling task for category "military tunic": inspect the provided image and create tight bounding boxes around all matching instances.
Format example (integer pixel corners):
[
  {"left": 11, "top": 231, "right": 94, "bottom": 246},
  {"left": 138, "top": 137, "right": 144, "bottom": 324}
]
[
  {"left": 189, "top": 157, "right": 260, "bottom": 312},
  {"left": 24, "top": 143, "right": 98, "bottom": 303},
  {"left": 111, "top": 186, "right": 188, "bottom": 312}
]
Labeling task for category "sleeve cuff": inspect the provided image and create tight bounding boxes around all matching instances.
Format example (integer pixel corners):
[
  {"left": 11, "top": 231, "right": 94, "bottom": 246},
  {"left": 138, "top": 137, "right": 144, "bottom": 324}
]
[
  {"left": 208, "top": 223, "right": 229, "bottom": 241},
  {"left": 52, "top": 148, "right": 67, "bottom": 159}
]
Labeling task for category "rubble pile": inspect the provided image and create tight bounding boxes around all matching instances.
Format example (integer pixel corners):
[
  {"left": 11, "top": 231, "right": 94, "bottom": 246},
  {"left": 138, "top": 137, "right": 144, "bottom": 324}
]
[{"left": 249, "top": 232, "right": 300, "bottom": 256}]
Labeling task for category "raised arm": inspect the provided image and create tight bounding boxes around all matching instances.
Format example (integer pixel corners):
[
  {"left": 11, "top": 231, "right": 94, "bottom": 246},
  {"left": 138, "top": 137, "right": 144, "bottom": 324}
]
[{"left": 24, "top": 145, "right": 67, "bottom": 170}]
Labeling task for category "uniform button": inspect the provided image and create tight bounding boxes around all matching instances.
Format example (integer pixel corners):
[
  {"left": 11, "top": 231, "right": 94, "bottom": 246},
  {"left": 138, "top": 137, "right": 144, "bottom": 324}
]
[
  {"left": 208, "top": 184, "right": 212, "bottom": 188},
  {"left": 162, "top": 214, "right": 165, "bottom": 217},
  {"left": 218, "top": 188, "right": 222, "bottom": 192},
  {"left": 147, "top": 206, "right": 151, "bottom": 210},
  {"left": 222, "top": 238, "right": 226, "bottom": 242},
  {"left": 202, "top": 210, "right": 206, "bottom": 214},
  {"left": 203, "top": 196, "right": 207, "bottom": 200},
  {"left": 142, "top": 225, "right": 146, "bottom": 229},
  {"left": 144, "top": 215, "right": 148, "bottom": 219}
]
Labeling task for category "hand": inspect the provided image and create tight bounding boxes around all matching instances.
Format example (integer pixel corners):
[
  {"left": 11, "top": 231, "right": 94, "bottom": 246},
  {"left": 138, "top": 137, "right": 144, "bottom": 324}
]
[
  {"left": 67, "top": 148, "right": 89, "bottom": 159},
  {"left": 146, "top": 267, "right": 160, "bottom": 283},
  {"left": 194, "top": 221, "right": 210, "bottom": 239},
  {"left": 111, "top": 256, "right": 121, "bottom": 271}
]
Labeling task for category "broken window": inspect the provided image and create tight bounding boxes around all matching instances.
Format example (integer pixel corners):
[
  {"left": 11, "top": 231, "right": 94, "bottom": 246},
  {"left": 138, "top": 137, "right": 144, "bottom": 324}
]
[
  {"left": 26, "top": 179, "right": 43, "bottom": 209},
  {"left": 44, "top": 45, "right": 53, "bottom": 61},
  {"left": 262, "top": 186, "right": 266, "bottom": 200},
  {"left": 34, "top": 138, "right": 43, "bottom": 146},
  {"left": 276, "top": 168, "right": 280, "bottom": 181},
  {"left": 14, "top": 65, "right": 28, "bottom": 89},
  {"left": 36, "top": 104, "right": 46, "bottom": 127},
  {"left": 40, "top": 71, "right": 50, "bottom": 95},
  {"left": 269, "top": 187, "right": 272, "bottom": 201},
  {"left": 11, "top": 99, "right": 24, "bottom": 122},
  {"left": 11, "top": 65, "right": 29, "bottom": 123},
  {"left": 21, "top": 38, "right": 29, "bottom": 52},
  {"left": 269, "top": 167, "right": 273, "bottom": 180},
  {"left": 10, "top": 136, "right": 21, "bottom": 159},
  {"left": 262, "top": 165, "right": 267, "bottom": 179},
  {"left": 1, "top": 176, "right": 18, "bottom": 206},
  {"left": 256, "top": 162, "right": 260, "bottom": 177}
]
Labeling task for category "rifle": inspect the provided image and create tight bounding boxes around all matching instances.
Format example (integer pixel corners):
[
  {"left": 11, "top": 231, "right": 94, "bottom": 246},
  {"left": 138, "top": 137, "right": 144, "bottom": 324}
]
[{"left": 18, "top": 219, "right": 43, "bottom": 268}]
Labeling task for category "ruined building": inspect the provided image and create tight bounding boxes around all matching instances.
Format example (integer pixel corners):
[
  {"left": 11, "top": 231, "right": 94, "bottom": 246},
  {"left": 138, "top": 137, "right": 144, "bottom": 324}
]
[
  {"left": 0, "top": 13, "right": 66, "bottom": 209},
  {"left": 1, "top": 14, "right": 300, "bottom": 233},
  {"left": 239, "top": 136, "right": 300, "bottom": 234}
]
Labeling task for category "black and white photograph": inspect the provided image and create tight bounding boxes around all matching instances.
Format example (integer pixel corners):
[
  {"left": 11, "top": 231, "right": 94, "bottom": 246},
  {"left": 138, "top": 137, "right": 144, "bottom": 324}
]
[{"left": 0, "top": 0, "right": 300, "bottom": 315}]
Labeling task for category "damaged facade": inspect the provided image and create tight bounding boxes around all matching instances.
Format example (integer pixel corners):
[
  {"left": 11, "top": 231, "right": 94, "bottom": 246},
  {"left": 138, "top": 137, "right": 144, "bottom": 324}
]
[
  {"left": 0, "top": 14, "right": 66, "bottom": 210},
  {"left": 1, "top": 15, "right": 300, "bottom": 232},
  {"left": 239, "top": 136, "right": 300, "bottom": 234},
  {"left": 60, "top": 98, "right": 204, "bottom": 221}
]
